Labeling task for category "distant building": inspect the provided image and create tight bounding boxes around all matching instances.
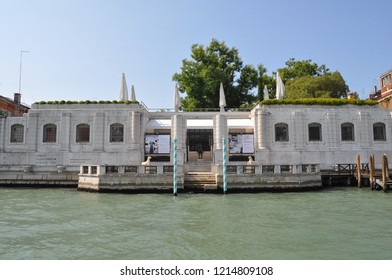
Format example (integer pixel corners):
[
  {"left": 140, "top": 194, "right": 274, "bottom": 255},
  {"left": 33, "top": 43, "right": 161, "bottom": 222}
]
[
  {"left": 369, "top": 69, "right": 392, "bottom": 110},
  {"left": 0, "top": 93, "right": 30, "bottom": 117}
]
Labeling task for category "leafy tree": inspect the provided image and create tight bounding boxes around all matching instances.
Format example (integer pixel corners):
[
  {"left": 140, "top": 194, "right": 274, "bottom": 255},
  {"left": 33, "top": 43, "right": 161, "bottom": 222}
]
[
  {"left": 277, "top": 58, "right": 349, "bottom": 99},
  {"left": 284, "top": 72, "right": 349, "bottom": 99},
  {"left": 173, "top": 39, "right": 258, "bottom": 110},
  {"left": 279, "top": 58, "right": 329, "bottom": 81},
  {"left": 257, "top": 64, "right": 275, "bottom": 100}
]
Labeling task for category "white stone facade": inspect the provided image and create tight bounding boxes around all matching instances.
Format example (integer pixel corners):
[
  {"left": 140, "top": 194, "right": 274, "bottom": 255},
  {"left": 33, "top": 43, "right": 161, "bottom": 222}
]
[{"left": 0, "top": 102, "right": 391, "bottom": 177}]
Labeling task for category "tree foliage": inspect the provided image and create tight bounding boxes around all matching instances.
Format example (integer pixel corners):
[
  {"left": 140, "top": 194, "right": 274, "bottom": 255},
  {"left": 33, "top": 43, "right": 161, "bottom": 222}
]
[
  {"left": 279, "top": 58, "right": 349, "bottom": 99},
  {"left": 172, "top": 39, "right": 258, "bottom": 110},
  {"left": 173, "top": 42, "right": 351, "bottom": 108},
  {"left": 285, "top": 72, "right": 349, "bottom": 99},
  {"left": 257, "top": 64, "right": 275, "bottom": 101},
  {"left": 279, "top": 58, "right": 329, "bottom": 81}
]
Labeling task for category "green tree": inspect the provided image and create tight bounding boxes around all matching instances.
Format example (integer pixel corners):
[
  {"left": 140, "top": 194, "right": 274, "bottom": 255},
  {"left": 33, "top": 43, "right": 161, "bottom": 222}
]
[
  {"left": 257, "top": 64, "right": 275, "bottom": 100},
  {"left": 279, "top": 58, "right": 329, "bottom": 81},
  {"left": 172, "top": 39, "right": 258, "bottom": 110},
  {"left": 285, "top": 72, "right": 349, "bottom": 99},
  {"left": 277, "top": 58, "right": 349, "bottom": 99}
]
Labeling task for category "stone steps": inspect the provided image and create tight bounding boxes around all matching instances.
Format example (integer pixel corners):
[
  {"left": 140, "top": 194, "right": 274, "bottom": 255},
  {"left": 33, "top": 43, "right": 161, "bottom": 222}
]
[
  {"left": 184, "top": 172, "right": 217, "bottom": 189},
  {"left": 187, "top": 162, "right": 212, "bottom": 173}
]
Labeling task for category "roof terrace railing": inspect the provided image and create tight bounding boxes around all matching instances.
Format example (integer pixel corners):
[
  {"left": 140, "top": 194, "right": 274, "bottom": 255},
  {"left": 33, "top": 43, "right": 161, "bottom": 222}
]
[{"left": 145, "top": 107, "right": 253, "bottom": 113}]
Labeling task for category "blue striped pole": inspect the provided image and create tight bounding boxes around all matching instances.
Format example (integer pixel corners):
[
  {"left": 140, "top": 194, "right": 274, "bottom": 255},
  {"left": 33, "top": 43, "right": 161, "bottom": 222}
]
[
  {"left": 173, "top": 136, "right": 177, "bottom": 196},
  {"left": 222, "top": 137, "right": 227, "bottom": 194}
]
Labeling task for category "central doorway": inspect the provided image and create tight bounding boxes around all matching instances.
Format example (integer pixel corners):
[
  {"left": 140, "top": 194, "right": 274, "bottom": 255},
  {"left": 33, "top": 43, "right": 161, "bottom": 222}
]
[{"left": 186, "top": 129, "right": 213, "bottom": 162}]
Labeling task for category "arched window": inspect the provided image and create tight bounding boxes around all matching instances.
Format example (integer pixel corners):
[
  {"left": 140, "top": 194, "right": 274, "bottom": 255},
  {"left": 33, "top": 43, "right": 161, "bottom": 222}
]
[
  {"left": 43, "top": 124, "right": 57, "bottom": 143},
  {"left": 110, "top": 123, "right": 124, "bottom": 142},
  {"left": 308, "top": 123, "right": 322, "bottom": 141},
  {"left": 341, "top": 122, "right": 354, "bottom": 141},
  {"left": 275, "top": 123, "right": 289, "bottom": 142},
  {"left": 76, "top": 123, "right": 90, "bottom": 143},
  {"left": 10, "top": 124, "right": 24, "bottom": 143},
  {"left": 373, "top": 122, "right": 386, "bottom": 141}
]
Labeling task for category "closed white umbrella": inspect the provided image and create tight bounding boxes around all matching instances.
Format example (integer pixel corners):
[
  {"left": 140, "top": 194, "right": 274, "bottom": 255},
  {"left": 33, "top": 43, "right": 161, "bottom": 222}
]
[
  {"left": 119, "top": 73, "right": 128, "bottom": 101},
  {"left": 219, "top": 82, "right": 226, "bottom": 112},
  {"left": 263, "top": 85, "right": 269, "bottom": 100},
  {"left": 174, "top": 83, "right": 181, "bottom": 112},
  {"left": 276, "top": 71, "right": 285, "bottom": 100},
  {"left": 130, "top": 85, "right": 136, "bottom": 102}
]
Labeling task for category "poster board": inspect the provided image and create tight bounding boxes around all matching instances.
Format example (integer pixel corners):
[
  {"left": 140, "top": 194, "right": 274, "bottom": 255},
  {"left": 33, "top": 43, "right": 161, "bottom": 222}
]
[
  {"left": 144, "top": 134, "right": 171, "bottom": 154},
  {"left": 229, "top": 134, "right": 254, "bottom": 154}
]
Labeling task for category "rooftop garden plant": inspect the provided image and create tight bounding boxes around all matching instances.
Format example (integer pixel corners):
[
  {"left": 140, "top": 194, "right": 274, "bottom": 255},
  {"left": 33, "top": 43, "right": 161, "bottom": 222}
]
[
  {"left": 259, "top": 98, "right": 377, "bottom": 106},
  {"left": 34, "top": 100, "right": 139, "bottom": 105}
]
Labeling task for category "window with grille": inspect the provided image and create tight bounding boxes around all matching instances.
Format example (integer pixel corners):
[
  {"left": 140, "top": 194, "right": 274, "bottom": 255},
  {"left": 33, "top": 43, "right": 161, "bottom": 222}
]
[
  {"left": 110, "top": 123, "right": 124, "bottom": 142},
  {"left": 341, "top": 123, "right": 354, "bottom": 141},
  {"left": 43, "top": 124, "right": 57, "bottom": 143},
  {"left": 308, "top": 123, "right": 322, "bottom": 141},
  {"left": 10, "top": 124, "right": 24, "bottom": 143},
  {"left": 76, "top": 123, "right": 90, "bottom": 143},
  {"left": 275, "top": 123, "right": 289, "bottom": 142},
  {"left": 373, "top": 122, "right": 386, "bottom": 141}
]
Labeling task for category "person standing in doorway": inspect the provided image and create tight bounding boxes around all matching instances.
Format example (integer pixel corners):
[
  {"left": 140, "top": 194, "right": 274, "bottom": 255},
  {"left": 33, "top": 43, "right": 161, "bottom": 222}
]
[{"left": 197, "top": 144, "right": 204, "bottom": 159}]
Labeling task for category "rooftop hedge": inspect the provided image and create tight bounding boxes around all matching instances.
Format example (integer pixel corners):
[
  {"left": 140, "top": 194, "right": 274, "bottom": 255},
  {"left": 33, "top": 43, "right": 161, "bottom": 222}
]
[
  {"left": 34, "top": 100, "right": 139, "bottom": 105},
  {"left": 259, "top": 98, "right": 378, "bottom": 106}
]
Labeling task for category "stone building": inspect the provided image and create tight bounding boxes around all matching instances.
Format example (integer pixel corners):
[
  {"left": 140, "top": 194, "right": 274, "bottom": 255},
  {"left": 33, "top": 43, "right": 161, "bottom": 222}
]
[
  {"left": 0, "top": 97, "right": 391, "bottom": 191},
  {"left": 0, "top": 93, "right": 30, "bottom": 117},
  {"left": 369, "top": 69, "right": 392, "bottom": 110}
]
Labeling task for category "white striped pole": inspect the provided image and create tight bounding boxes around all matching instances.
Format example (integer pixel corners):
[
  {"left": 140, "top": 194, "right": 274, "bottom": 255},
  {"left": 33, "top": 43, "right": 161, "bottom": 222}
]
[
  {"left": 222, "top": 137, "right": 227, "bottom": 194},
  {"left": 173, "top": 136, "right": 177, "bottom": 196}
]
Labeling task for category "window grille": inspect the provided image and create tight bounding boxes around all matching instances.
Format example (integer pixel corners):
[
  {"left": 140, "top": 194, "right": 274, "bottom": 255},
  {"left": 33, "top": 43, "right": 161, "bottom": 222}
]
[
  {"left": 43, "top": 124, "right": 57, "bottom": 142},
  {"left": 10, "top": 124, "right": 24, "bottom": 143},
  {"left": 341, "top": 123, "right": 354, "bottom": 141},
  {"left": 275, "top": 123, "right": 289, "bottom": 142},
  {"left": 76, "top": 124, "right": 90, "bottom": 142},
  {"left": 110, "top": 123, "right": 124, "bottom": 142},
  {"left": 373, "top": 122, "right": 386, "bottom": 141},
  {"left": 308, "top": 123, "right": 322, "bottom": 141}
]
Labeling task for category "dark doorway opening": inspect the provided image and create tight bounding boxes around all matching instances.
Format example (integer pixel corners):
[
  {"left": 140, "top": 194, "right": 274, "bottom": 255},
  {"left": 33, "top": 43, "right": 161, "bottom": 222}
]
[{"left": 187, "top": 129, "right": 213, "bottom": 162}]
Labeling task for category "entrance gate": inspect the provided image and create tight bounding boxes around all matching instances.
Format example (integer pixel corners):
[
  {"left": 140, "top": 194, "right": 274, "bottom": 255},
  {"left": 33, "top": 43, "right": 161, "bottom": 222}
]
[{"left": 186, "top": 129, "right": 213, "bottom": 162}]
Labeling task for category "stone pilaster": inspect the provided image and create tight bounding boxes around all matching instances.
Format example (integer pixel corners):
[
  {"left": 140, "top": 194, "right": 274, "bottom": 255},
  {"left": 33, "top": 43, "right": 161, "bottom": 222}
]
[
  {"left": 60, "top": 113, "right": 71, "bottom": 151},
  {"left": 292, "top": 111, "right": 304, "bottom": 150},
  {"left": 131, "top": 111, "right": 140, "bottom": 145},
  {"left": 358, "top": 111, "right": 370, "bottom": 149},
  {"left": 93, "top": 112, "right": 105, "bottom": 152},
  {"left": 256, "top": 108, "right": 270, "bottom": 150},
  {"left": 26, "top": 112, "right": 38, "bottom": 152}
]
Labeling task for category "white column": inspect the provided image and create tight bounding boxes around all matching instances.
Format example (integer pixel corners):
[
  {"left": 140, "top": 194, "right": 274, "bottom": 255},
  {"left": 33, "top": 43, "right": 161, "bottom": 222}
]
[
  {"left": 131, "top": 111, "right": 140, "bottom": 145},
  {"left": 171, "top": 114, "right": 185, "bottom": 165},
  {"left": 213, "top": 114, "right": 227, "bottom": 163},
  {"left": 256, "top": 109, "right": 270, "bottom": 150}
]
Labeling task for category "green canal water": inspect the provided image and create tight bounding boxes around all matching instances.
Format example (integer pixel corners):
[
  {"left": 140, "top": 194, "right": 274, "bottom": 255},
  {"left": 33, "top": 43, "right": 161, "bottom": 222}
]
[{"left": 1, "top": 187, "right": 392, "bottom": 260}]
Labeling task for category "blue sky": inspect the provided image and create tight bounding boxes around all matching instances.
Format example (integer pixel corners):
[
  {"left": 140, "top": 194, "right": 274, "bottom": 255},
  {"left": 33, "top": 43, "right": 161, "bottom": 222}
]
[{"left": 0, "top": 0, "right": 390, "bottom": 108}]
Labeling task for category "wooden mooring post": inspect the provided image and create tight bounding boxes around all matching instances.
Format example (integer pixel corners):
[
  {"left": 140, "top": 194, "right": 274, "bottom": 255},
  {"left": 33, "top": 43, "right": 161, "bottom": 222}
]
[
  {"left": 369, "top": 155, "right": 375, "bottom": 189},
  {"left": 356, "top": 154, "right": 361, "bottom": 188},
  {"left": 382, "top": 154, "right": 389, "bottom": 192}
]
